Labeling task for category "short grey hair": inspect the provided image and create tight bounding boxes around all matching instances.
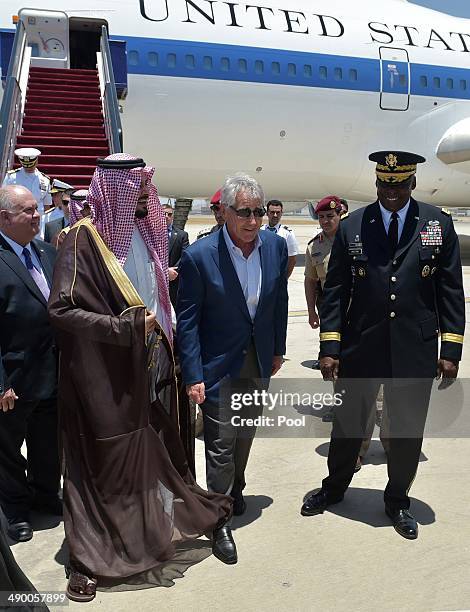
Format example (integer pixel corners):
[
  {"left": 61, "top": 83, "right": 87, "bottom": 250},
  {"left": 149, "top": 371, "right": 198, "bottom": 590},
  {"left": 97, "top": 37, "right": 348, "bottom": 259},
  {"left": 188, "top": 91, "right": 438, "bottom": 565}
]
[
  {"left": 0, "top": 187, "right": 14, "bottom": 211},
  {"left": 220, "top": 173, "right": 265, "bottom": 209}
]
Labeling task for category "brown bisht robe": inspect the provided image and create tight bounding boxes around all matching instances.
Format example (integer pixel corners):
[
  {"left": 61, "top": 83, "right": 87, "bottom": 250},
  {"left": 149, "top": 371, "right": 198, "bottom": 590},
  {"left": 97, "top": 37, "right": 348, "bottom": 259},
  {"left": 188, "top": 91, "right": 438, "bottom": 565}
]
[{"left": 48, "top": 218, "right": 231, "bottom": 585}]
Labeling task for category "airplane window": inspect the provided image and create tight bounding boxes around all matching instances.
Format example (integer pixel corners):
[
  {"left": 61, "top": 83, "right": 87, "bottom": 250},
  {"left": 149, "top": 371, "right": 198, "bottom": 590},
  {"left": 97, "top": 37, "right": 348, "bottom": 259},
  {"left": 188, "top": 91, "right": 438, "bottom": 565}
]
[
  {"left": 272, "top": 62, "right": 280, "bottom": 75},
  {"left": 334, "top": 67, "right": 342, "bottom": 81},
  {"left": 147, "top": 52, "right": 158, "bottom": 67},
  {"left": 221, "top": 57, "right": 230, "bottom": 72},
  {"left": 399, "top": 74, "right": 407, "bottom": 86},
  {"left": 203, "top": 56, "right": 213, "bottom": 70},
  {"left": 304, "top": 65, "right": 312, "bottom": 78},
  {"left": 167, "top": 53, "right": 176, "bottom": 68},
  {"left": 238, "top": 59, "right": 248, "bottom": 73},
  {"left": 185, "top": 55, "right": 195, "bottom": 69},
  {"left": 433, "top": 77, "right": 441, "bottom": 88},
  {"left": 420, "top": 76, "right": 428, "bottom": 87},
  {"left": 319, "top": 66, "right": 327, "bottom": 80},
  {"left": 288, "top": 63, "right": 296, "bottom": 77},
  {"left": 460, "top": 80, "right": 467, "bottom": 91},
  {"left": 349, "top": 69, "right": 358, "bottom": 82},
  {"left": 128, "top": 51, "right": 139, "bottom": 66},
  {"left": 447, "top": 78, "right": 454, "bottom": 90},
  {"left": 255, "top": 60, "right": 264, "bottom": 74}
]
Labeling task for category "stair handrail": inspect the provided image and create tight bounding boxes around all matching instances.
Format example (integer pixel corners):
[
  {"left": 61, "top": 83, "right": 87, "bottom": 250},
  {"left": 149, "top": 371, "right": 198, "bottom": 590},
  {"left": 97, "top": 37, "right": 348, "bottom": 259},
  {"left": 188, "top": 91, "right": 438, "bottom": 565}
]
[
  {"left": 100, "top": 25, "right": 123, "bottom": 154},
  {"left": 0, "top": 20, "right": 28, "bottom": 181}
]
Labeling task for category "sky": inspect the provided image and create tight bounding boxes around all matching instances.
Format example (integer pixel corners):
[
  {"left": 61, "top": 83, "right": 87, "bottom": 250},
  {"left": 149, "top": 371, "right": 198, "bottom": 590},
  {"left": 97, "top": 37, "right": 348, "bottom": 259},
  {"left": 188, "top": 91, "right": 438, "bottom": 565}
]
[{"left": 410, "top": 0, "right": 470, "bottom": 18}]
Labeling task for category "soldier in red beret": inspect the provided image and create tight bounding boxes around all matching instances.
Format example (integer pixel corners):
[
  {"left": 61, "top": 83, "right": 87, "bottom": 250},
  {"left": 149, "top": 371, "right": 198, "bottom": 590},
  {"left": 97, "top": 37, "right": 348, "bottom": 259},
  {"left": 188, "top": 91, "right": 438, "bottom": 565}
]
[{"left": 197, "top": 189, "right": 226, "bottom": 240}]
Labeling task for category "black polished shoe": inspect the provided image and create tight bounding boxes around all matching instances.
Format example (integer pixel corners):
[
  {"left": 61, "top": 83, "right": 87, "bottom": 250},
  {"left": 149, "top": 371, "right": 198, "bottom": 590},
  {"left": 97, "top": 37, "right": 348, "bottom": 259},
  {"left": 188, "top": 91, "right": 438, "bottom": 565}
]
[
  {"left": 311, "top": 360, "right": 321, "bottom": 370},
  {"left": 212, "top": 525, "right": 238, "bottom": 564},
  {"left": 32, "top": 497, "right": 63, "bottom": 516},
  {"left": 385, "top": 508, "right": 418, "bottom": 540},
  {"left": 300, "top": 489, "right": 343, "bottom": 517},
  {"left": 7, "top": 520, "right": 33, "bottom": 542}
]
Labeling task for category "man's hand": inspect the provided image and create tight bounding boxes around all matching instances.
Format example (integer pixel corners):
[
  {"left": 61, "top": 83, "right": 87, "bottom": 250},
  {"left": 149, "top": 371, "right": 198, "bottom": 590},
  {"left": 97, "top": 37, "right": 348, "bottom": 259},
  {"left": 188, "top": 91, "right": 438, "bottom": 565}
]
[
  {"left": 320, "top": 357, "right": 339, "bottom": 382},
  {"left": 309, "top": 311, "right": 320, "bottom": 330},
  {"left": 187, "top": 382, "right": 205, "bottom": 405},
  {"left": 0, "top": 388, "right": 18, "bottom": 412},
  {"left": 145, "top": 311, "right": 157, "bottom": 335},
  {"left": 436, "top": 359, "right": 458, "bottom": 389},
  {"left": 272, "top": 355, "right": 283, "bottom": 376},
  {"left": 168, "top": 267, "right": 178, "bottom": 282}
]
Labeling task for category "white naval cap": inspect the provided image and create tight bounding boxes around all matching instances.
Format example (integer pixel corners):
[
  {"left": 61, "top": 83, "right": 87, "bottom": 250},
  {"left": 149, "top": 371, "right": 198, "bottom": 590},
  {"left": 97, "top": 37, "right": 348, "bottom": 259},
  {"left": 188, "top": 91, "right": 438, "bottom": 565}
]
[
  {"left": 51, "top": 178, "right": 74, "bottom": 193},
  {"left": 14, "top": 147, "right": 41, "bottom": 160},
  {"left": 70, "top": 189, "right": 88, "bottom": 201}
]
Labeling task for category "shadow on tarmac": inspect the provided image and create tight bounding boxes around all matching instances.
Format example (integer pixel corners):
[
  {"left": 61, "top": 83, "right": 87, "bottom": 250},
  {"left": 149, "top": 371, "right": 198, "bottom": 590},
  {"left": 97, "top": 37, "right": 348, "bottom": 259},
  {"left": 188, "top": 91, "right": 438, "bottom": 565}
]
[
  {"left": 232, "top": 495, "right": 273, "bottom": 530},
  {"left": 314, "top": 440, "right": 428, "bottom": 465}
]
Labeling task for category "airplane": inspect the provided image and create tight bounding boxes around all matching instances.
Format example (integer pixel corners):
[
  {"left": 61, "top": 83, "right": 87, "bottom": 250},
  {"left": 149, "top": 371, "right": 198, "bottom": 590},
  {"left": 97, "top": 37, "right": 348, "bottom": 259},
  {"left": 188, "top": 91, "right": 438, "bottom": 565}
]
[{"left": 2, "top": 0, "right": 470, "bottom": 210}]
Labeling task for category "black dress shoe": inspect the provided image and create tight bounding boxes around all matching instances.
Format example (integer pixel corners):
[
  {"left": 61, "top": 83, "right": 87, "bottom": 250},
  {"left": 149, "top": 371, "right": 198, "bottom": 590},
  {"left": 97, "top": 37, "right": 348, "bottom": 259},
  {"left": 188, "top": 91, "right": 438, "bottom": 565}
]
[
  {"left": 212, "top": 525, "right": 237, "bottom": 564},
  {"left": 300, "top": 489, "right": 343, "bottom": 517},
  {"left": 385, "top": 508, "right": 418, "bottom": 540},
  {"left": 32, "top": 496, "right": 63, "bottom": 516},
  {"left": 311, "top": 360, "right": 321, "bottom": 370},
  {"left": 7, "top": 520, "right": 33, "bottom": 542}
]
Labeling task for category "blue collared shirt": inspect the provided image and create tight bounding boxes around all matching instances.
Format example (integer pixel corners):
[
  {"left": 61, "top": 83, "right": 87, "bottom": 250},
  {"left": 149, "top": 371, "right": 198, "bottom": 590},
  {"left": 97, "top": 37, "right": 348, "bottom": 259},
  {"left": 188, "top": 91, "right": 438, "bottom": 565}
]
[
  {"left": 379, "top": 200, "right": 410, "bottom": 242},
  {"left": 222, "top": 224, "right": 262, "bottom": 320}
]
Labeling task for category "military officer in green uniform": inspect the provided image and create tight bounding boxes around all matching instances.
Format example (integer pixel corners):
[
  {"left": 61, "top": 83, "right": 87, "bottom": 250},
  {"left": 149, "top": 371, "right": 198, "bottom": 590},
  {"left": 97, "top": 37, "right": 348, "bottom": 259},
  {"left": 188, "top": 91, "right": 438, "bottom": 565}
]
[{"left": 301, "top": 151, "right": 465, "bottom": 540}]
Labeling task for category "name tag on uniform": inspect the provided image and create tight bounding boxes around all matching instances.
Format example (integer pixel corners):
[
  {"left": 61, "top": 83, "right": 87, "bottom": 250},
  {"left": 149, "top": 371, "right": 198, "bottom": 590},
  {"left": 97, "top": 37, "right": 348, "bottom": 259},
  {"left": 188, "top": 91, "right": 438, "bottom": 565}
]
[
  {"left": 420, "top": 222, "right": 442, "bottom": 247},
  {"left": 348, "top": 242, "right": 363, "bottom": 255}
]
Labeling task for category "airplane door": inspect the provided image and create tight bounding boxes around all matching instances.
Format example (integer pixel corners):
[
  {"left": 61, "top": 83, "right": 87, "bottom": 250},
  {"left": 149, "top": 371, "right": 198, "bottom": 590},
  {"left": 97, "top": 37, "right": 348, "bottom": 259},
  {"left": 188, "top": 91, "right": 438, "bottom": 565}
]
[
  {"left": 18, "top": 8, "right": 69, "bottom": 69},
  {"left": 379, "top": 47, "right": 410, "bottom": 111}
]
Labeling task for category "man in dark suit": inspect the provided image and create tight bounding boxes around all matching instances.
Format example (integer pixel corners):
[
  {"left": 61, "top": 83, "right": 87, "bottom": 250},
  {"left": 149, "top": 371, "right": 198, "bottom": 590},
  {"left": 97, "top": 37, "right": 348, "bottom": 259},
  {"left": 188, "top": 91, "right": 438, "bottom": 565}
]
[
  {"left": 164, "top": 204, "right": 189, "bottom": 308},
  {"left": 44, "top": 188, "right": 71, "bottom": 245},
  {"left": 0, "top": 185, "right": 61, "bottom": 543},
  {"left": 301, "top": 152, "right": 465, "bottom": 540},
  {"left": 177, "top": 174, "right": 288, "bottom": 564}
]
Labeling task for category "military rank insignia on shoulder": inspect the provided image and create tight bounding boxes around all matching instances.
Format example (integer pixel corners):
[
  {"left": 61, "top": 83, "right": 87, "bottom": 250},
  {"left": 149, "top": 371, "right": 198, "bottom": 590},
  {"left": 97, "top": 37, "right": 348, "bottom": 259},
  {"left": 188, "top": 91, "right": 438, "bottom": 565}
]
[
  {"left": 340, "top": 212, "right": 349, "bottom": 220},
  {"left": 282, "top": 225, "right": 292, "bottom": 232},
  {"left": 441, "top": 207, "right": 451, "bottom": 216},
  {"left": 6, "top": 168, "right": 19, "bottom": 174}
]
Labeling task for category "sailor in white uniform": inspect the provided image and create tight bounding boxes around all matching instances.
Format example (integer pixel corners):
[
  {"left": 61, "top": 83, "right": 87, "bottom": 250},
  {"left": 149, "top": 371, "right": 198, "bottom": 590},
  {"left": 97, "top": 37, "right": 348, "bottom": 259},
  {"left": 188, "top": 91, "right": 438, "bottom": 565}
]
[{"left": 2, "top": 148, "right": 52, "bottom": 216}]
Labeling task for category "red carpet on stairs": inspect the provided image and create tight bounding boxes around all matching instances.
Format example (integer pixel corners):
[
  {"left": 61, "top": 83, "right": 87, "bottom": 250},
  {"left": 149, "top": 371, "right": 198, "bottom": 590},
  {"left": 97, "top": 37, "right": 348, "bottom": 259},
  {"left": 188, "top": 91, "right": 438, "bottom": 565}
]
[{"left": 15, "top": 67, "right": 109, "bottom": 189}]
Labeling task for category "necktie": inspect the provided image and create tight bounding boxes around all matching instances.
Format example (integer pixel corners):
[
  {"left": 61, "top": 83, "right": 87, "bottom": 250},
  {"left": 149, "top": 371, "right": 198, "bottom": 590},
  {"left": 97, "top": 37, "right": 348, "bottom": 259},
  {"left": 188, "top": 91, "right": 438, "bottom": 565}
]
[
  {"left": 22, "top": 247, "right": 50, "bottom": 301},
  {"left": 388, "top": 212, "right": 399, "bottom": 253}
]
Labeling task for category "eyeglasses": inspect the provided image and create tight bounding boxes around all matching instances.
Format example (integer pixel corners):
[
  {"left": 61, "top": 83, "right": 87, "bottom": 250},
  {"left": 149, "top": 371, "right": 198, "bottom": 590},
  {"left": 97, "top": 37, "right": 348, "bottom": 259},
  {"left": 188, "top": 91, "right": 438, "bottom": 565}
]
[
  {"left": 230, "top": 206, "right": 266, "bottom": 218},
  {"left": 210, "top": 204, "right": 221, "bottom": 212},
  {"left": 62, "top": 199, "right": 70, "bottom": 206},
  {"left": 165, "top": 211, "right": 173, "bottom": 217}
]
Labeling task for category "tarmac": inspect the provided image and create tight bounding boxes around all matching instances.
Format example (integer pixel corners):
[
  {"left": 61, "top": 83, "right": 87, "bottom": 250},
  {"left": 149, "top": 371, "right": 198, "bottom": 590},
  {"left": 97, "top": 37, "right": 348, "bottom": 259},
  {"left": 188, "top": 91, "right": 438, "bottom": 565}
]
[{"left": 7, "top": 216, "right": 470, "bottom": 612}]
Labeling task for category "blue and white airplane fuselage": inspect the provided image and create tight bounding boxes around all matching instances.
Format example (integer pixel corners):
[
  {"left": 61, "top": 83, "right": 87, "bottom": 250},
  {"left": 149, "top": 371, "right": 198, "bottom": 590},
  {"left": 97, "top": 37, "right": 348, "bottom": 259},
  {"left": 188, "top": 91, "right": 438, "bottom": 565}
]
[{"left": 2, "top": 0, "right": 470, "bottom": 206}]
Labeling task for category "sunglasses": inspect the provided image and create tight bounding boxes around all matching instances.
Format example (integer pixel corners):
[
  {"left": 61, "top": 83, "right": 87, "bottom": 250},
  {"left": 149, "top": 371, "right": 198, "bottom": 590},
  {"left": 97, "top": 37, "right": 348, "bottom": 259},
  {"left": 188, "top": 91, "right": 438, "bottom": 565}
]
[
  {"left": 230, "top": 206, "right": 266, "bottom": 218},
  {"left": 165, "top": 211, "right": 173, "bottom": 217},
  {"left": 210, "top": 204, "right": 221, "bottom": 212}
]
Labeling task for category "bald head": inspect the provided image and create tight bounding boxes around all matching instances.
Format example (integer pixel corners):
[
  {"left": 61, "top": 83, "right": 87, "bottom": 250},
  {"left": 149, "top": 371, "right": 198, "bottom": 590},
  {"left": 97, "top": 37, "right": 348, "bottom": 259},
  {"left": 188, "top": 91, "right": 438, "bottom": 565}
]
[{"left": 0, "top": 185, "right": 40, "bottom": 245}]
